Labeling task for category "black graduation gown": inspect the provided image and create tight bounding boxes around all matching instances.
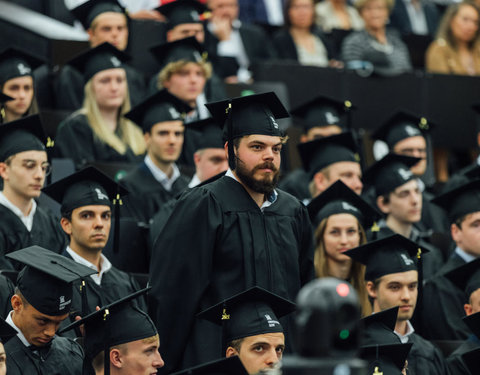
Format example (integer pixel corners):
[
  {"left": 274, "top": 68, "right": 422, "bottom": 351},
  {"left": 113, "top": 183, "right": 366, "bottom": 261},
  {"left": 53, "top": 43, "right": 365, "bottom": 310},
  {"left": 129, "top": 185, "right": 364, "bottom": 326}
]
[
  {"left": 278, "top": 168, "right": 311, "bottom": 203},
  {"left": 0, "top": 204, "right": 68, "bottom": 270},
  {"left": 148, "top": 197, "right": 177, "bottom": 249},
  {"left": 0, "top": 274, "right": 14, "bottom": 319},
  {"left": 54, "top": 113, "right": 143, "bottom": 170},
  {"left": 421, "top": 253, "right": 469, "bottom": 340},
  {"left": 121, "top": 162, "right": 190, "bottom": 223},
  {"left": 5, "top": 335, "right": 83, "bottom": 375},
  {"left": 447, "top": 335, "right": 480, "bottom": 375},
  {"left": 149, "top": 176, "right": 315, "bottom": 373},
  {"left": 54, "top": 64, "right": 147, "bottom": 111},
  {"left": 406, "top": 333, "right": 451, "bottom": 375}
]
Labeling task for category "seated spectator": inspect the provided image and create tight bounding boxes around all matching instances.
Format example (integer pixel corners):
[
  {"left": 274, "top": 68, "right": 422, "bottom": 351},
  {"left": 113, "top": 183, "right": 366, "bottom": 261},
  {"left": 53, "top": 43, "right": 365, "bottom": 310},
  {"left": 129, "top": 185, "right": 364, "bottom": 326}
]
[
  {"left": 315, "top": 0, "right": 364, "bottom": 32},
  {"left": 341, "top": 0, "right": 413, "bottom": 75},
  {"left": 389, "top": 0, "right": 439, "bottom": 36},
  {"left": 272, "top": 0, "right": 339, "bottom": 66},
  {"left": 54, "top": 43, "right": 146, "bottom": 169},
  {"left": 426, "top": 1, "right": 480, "bottom": 75},
  {"left": 238, "top": 0, "right": 285, "bottom": 26}
]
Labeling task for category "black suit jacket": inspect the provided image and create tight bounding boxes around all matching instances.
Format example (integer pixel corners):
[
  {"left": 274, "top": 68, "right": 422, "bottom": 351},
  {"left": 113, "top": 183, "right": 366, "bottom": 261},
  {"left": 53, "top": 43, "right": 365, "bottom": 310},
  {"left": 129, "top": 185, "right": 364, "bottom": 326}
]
[{"left": 389, "top": 0, "right": 440, "bottom": 36}]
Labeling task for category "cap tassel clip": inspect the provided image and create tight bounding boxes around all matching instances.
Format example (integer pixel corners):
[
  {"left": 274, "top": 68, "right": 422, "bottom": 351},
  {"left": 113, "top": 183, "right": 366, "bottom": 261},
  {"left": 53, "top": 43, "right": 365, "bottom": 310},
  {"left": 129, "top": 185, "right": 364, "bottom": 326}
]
[
  {"left": 46, "top": 137, "right": 55, "bottom": 148},
  {"left": 373, "top": 367, "right": 383, "bottom": 375},
  {"left": 113, "top": 193, "right": 123, "bottom": 206},
  {"left": 221, "top": 308, "right": 230, "bottom": 320},
  {"left": 103, "top": 308, "right": 110, "bottom": 321},
  {"left": 417, "top": 248, "right": 422, "bottom": 259}
]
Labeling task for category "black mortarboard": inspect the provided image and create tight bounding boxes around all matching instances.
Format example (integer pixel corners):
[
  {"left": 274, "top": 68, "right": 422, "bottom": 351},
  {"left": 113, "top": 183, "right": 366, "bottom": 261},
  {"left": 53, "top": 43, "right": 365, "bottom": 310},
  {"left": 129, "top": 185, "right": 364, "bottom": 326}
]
[
  {"left": 185, "top": 117, "right": 224, "bottom": 150},
  {"left": 0, "top": 318, "right": 17, "bottom": 344},
  {"left": 60, "top": 288, "right": 155, "bottom": 375},
  {"left": 463, "top": 311, "right": 480, "bottom": 339},
  {"left": 432, "top": 179, "right": 480, "bottom": 224},
  {"left": 197, "top": 286, "right": 295, "bottom": 350},
  {"left": 124, "top": 89, "right": 192, "bottom": 133},
  {"left": 361, "top": 307, "right": 400, "bottom": 347},
  {"left": 290, "top": 95, "right": 350, "bottom": 132},
  {"left": 67, "top": 42, "right": 129, "bottom": 83},
  {"left": 362, "top": 153, "right": 421, "bottom": 197},
  {"left": 157, "top": 0, "right": 207, "bottom": 30},
  {"left": 461, "top": 347, "right": 480, "bottom": 375},
  {"left": 0, "top": 114, "right": 46, "bottom": 161},
  {"left": 0, "top": 92, "right": 13, "bottom": 104},
  {"left": 70, "top": 0, "right": 126, "bottom": 30},
  {"left": 0, "top": 47, "right": 44, "bottom": 85},
  {"left": 344, "top": 234, "right": 426, "bottom": 281},
  {"left": 372, "top": 110, "right": 432, "bottom": 148},
  {"left": 360, "top": 343, "right": 412, "bottom": 375},
  {"left": 307, "top": 180, "right": 380, "bottom": 229},
  {"left": 170, "top": 356, "right": 248, "bottom": 375},
  {"left": 444, "top": 257, "right": 480, "bottom": 301},
  {"left": 150, "top": 36, "right": 207, "bottom": 68},
  {"left": 205, "top": 92, "right": 289, "bottom": 170},
  {"left": 6, "top": 246, "right": 95, "bottom": 316},
  {"left": 297, "top": 132, "right": 360, "bottom": 178}
]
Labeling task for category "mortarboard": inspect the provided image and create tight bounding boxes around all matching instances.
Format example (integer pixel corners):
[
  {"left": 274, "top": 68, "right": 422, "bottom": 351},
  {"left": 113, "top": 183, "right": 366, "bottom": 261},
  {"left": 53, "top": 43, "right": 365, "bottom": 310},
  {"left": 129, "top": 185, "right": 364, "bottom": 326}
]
[
  {"left": 0, "top": 47, "right": 44, "bottom": 85},
  {"left": 444, "top": 257, "right": 480, "bottom": 301},
  {"left": 0, "top": 92, "right": 13, "bottom": 104},
  {"left": 197, "top": 286, "right": 295, "bottom": 351},
  {"left": 170, "top": 356, "right": 248, "bottom": 375},
  {"left": 362, "top": 153, "right": 421, "bottom": 197},
  {"left": 344, "top": 234, "right": 426, "bottom": 281},
  {"left": 307, "top": 180, "right": 380, "bottom": 229},
  {"left": 157, "top": 0, "right": 207, "bottom": 30},
  {"left": 461, "top": 347, "right": 480, "bottom": 375},
  {"left": 0, "top": 318, "right": 18, "bottom": 344},
  {"left": 185, "top": 117, "right": 225, "bottom": 150},
  {"left": 124, "top": 89, "right": 192, "bottom": 133},
  {"left": 6, "top": 246, "right": 96, "bottom": 316},
  {"left": 297, "top": 132, "right": 360, "bottom": 179},
  {"left": 360, "top": 343, "right": 412, "bottom": 375},
  {"left": 67, "top": 42, "right": 129, "bottom": 83},
  {"left": 150, "top": 36, "right": 207, "bottom": 68},
  {"left": 0, "top": 114, "right": 47, "bottom": 161},
  {"left": 360, "top": 307, "right": 400, "bottom": 347},
  {"left": 463, "top": 311, "right": 480, "bottom": 338},
  {"left": 290, "top": 95, "right": 351, "bottom": 132},
  {"left": 432, "top": 179, "right": 480, "bottom": 224},
  {"left": 372, "top": 110, "right": 432, "bottom": 149},
  {"left": 205, "top": 92, "right": 289, "bottom": 169},
  {"left": 70, "top": 0, "right": 126, "bottom": 30}
]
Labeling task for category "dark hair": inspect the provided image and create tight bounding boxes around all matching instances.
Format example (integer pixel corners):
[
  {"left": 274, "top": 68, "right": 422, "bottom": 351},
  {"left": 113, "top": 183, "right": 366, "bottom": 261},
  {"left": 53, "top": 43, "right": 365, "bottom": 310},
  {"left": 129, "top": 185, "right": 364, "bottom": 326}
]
[
  {"left": 455, "top": 214, "right": 468, "bottom": 229},
  {"left": 367, "top": 277, "right": 382, "bottom": 306},
  {"left": 283, "top": 0, "right": 316, "bottom": 30},
  {"left": 227, "top": 338, "right": 244, "bottom": 353},
  {"left": 61, "top": 210, "right": 72, "bottom": 221}
]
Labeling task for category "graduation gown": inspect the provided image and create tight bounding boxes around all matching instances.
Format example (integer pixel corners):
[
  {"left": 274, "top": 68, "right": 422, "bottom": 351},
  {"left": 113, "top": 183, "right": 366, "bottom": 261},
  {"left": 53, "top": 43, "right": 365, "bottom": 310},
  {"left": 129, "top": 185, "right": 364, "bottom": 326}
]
[
  {"left": 54, "top": 113, "right": 143, "bottom": 170},
  {"left": 149, "top": 176, "right": 315, "bottom": 373},
  {"left": 5, "top": 335, "right": 83, "bottom": 375},
  {"left": 278, "top": 168, "right": 311, "bottom": 203},
  {"left": 0, "top": 274, "right": 14, "bottom": 319},
  {"left": 0, "top": 204, "right": 68, "bottom": 270},
  {"left": 406, "top": 333, "right": 451, "bottom": 375},
  {"left": 121, "top": 162, "right": 190, "bottom": 222},
  {"left": 447, "top": 335, "right": 479, "bottom": 375}
]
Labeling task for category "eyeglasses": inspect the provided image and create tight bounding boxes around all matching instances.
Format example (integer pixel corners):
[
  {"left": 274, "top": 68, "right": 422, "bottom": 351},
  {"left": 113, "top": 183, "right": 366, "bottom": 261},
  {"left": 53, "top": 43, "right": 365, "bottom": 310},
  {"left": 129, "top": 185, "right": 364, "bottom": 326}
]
[{"left": 20, "top": 160, "right": 52, "bottom": 176}]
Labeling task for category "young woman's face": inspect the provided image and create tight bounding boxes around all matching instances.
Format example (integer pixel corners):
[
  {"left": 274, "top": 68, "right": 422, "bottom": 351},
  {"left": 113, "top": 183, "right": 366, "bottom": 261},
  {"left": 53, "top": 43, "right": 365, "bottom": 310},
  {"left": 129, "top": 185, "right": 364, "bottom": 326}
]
[
  {"left": 2, "top": 75, "right": 34, "bottom": 120},
  {"left": 322, "top": 213, "right": 361, "bottom": 263},
  {"left": 288, "top": 0, "right": 315, "bottom": 29},
  {"left": 450, "top": 4, "right": 479, "bottom": 44},
  {"left": 91, "top": 68, "right": 127, "bottom": 110}
]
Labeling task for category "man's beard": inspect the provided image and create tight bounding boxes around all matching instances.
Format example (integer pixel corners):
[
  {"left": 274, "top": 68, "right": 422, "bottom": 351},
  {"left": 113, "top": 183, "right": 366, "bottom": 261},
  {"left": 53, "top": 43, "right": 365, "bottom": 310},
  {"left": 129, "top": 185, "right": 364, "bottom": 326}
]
[{"left": 235, "top": 158, "right": 280, "bottom": 195}]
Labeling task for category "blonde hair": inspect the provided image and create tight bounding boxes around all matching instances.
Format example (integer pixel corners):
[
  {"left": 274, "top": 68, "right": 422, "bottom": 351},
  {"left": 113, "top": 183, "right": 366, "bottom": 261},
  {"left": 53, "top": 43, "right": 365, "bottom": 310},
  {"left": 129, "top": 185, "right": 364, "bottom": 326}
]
[
  {"left": 82, "top": 78, "right": 146, "bottom": 155},
  {"left": 314, "top": 217, "right": 372, "bottom": 317},
  {"left": 157, "top": 60, "right": 212, "bottom": 89},
  {"left": 354, "top": 0, "right": 395, "bottom": 14}
]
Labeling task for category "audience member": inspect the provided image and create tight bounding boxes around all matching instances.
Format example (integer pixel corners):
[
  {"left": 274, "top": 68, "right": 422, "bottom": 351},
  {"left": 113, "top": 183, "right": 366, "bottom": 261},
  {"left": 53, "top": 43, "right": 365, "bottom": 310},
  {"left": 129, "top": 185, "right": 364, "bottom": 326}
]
[
  {"left": 315, "top": 0, "right": 364, "bottom": 32},
  {"left": 389, "top": 0, "right": 440, "bottom": 36}
]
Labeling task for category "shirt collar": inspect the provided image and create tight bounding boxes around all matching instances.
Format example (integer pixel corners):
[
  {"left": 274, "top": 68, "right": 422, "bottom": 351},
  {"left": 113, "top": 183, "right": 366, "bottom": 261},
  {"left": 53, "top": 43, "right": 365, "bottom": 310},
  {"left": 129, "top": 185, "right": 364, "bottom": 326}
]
[
  {"left": 66, "top": 246, "right": 112, "bottom": 285},
  {"left": 144, "top": 154, "right": 180, "bottom": 192},
  {"left": 6, "top": 310, "right": 31, "bottom": 347},
  {"left": 189, "top": 174, "right": 202, "bottom": 188},
  {"left": 394, "top": 320, "right": 415, "bottom": 344},
  {"left": 0, "top": 192, "right": 37, "bottom": 231},
  {"left": 455, "top": 246, "right": 477, "bottom": 263}
]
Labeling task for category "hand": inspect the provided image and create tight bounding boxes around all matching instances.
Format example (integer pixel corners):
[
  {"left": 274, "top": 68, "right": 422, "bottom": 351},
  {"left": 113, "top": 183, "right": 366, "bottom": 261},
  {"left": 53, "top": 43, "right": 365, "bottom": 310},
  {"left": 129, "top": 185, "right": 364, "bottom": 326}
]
[
  {"left": 74, "top": 306, "right": 101, "bottom": 337},
  {"left": 210, "top": 17, "right": 232, "bottom": 41}
]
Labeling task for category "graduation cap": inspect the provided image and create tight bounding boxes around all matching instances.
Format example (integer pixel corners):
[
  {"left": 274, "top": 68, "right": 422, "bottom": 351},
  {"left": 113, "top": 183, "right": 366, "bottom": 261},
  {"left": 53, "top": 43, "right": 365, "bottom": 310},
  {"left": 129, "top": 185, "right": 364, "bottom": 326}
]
[
  {"left": 70, "top": 0, "right": 126, "bottom": 30},
  {"left": 0, "top": 114, "right": 47, "bottom": 161},
  {"left": 444, "top": 257, "right": 480, "bottom": 301},
  {"left": 124, "top": 89, "right": 192, "bottom": 133},
  {"left": 372, "top": 110, "right": 432, "bottom": 149},
  {"left": 6, "top": 246, "right": 96, "bottom": 316},
  {"left": 463, "top": 311, "right": 480, "bottom": 339},
  {"left": 197, "top": 286, "right": 296, "bottom": 352},
  {"left": 344, "top": 234, "right": 426, "bottom": 281},
  {"left": 150, "top": 36, "right": 207, "bottom": 68},
  {"left": 60, "top": 287, "right": 155, "bottom": 375},
  {"left": 185, "top": 117, "right": 225, "bottom": 150},
  {"left": 307, "top": 180, "right": 380, "bottom": 229},
  {"left": 205, "top": 92, "right": 289, "bottom": 170},
  {"left": 0, "top": 47, "right": 44, "bottom": 85},
  {"left": 0, "top": 92, "right": 13, "bottom": 104},
  {"left": 290, "top": 95, "right": 352, "bottom": 132},
  {"left": 432, "top": 179, "right": 480, "bottom": 224},
  {"left": 157, "top": 0, "right": 208, "bottom": 30},
  {"left": 170, "top": 356, "right": 248, "bottom": 375},
  {"left": 359, "top": 343, "right": 412, "bottom": 375},
  {"left": 362, "top": 153, "right": 421, "bottom": 197},
  {"left": 297, "top": 132, "right": 360, "bottom": 179},
  {"left": 360, "top": 307, "right": 400, "bottom": 347},
  {"left": 461, "top": 347, "right": 480, "bottom": 375},
  {"left": 0, "top": 318, "right": 18, "bottom": 344},
  {"left": 67, "top": 42, "right": 129, "bottom": 83}
]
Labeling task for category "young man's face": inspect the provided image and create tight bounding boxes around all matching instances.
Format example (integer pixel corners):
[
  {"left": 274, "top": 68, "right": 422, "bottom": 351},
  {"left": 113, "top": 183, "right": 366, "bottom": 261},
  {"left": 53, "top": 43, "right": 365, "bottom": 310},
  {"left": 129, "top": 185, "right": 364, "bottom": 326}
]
[
  {"left": 11, "top": 294, "right": 69, "bottom": 347},
  {"left": 0, "top": 150, "right": 49, "bottom": 200},
  {"left": 167, "top": 23, "right": 205, "bottom": 43},
  {"left": 393, "top": 136, "right": 427, "bottom": 177},
  {"left": 61, "top": 205, "right": 111, "bottom": 253},
  {"left": 226, "top": 332, "right": 285, "bottom": 375},
  {"left": 2, "top": 75, "right": 34, "bottom": 120},
  {"left": 231, "top": 134, "right": 283, "bottom": 195},
  {"left": 302, "top": 125, "right": 342, "bottom": 142},
  {"left": 314, "top": 161, "right": 363, "bottom": 196},
  {"left": 465, "top": 288, "right": 480, "bottom": 316},
  {"left": 452, "top": 212, "right": 480, "bottom": 257},
  {"left": 367, "top": 270, "right": 418, "bottom": 322},
  {"left": 115, "top": 335, "right": 164, "bottom": 375},
  {"left": 379, "top": 179, "right": 422, "bottom": 224},
  {"left": 163, "top": 63, "right": 207, "bottom": 106},
  {"left": 88, "top": 12, "right": 129, "bottom": 51},
  {"left": 194, "top": 147, "right": 228, "bottom": 182},
  {"left": 145, "top": 121, "right": 184, "bottom": 165}
]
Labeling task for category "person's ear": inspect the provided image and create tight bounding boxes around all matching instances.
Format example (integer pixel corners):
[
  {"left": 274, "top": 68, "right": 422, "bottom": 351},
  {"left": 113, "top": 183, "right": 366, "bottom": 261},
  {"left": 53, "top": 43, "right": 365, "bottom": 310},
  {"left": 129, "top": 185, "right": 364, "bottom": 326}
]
[
  {"left": 376, "top": 195, "right": 390, "bottom": 215},
  {"left": 225, "top": 346, "right": 238, "bottom": 358},
  {"left": 110, "top": 348, "right": 123, "bottom": 368}
]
